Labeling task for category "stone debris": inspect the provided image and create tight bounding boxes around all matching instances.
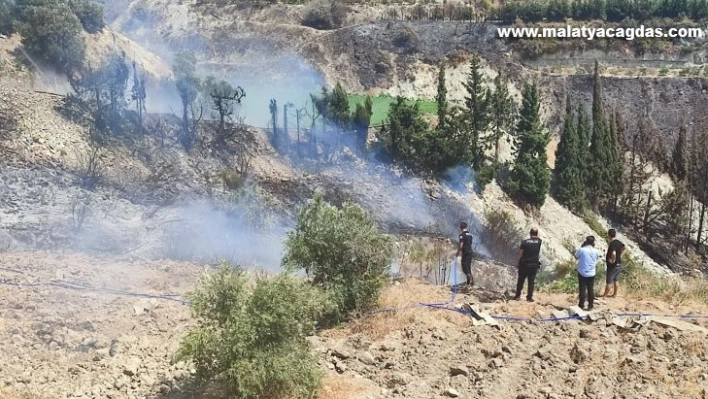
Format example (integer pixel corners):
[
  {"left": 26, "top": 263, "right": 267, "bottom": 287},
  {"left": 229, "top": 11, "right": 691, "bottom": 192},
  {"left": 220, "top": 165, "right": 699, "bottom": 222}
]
[
  {"left": 132, "top": 299, "right": 159, "bottom": 316},
  {"left": 567, "top": 306, "right": 589, "bottom": 318},
  {"left": 461, "top": 302, "right": 500, "bottom": 328},
  {"left": 647, "top": 317, "right": 708, "bottom": 333},
  {"left": 611, "top": 317, "right": 628, "bottom": 329},
  {"left": 449, "top": 364, "right": 469, "bottom": 377}
]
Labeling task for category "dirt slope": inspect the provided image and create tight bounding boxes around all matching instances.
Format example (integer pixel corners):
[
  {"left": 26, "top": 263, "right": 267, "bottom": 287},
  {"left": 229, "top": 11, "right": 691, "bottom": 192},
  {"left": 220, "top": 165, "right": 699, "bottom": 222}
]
[
  {"left": 0, "top": 252, "right": 200, "bottom": 399},
  {"left": 2, "top": 257, "right": 707, "bottom": 399},
  {"left": 315, "top": 279, "right": 708, "bottom": 399}
]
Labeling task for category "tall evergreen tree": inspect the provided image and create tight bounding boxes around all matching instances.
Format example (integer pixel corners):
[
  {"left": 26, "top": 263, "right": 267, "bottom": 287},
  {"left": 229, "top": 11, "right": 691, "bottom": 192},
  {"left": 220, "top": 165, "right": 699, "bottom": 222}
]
[
  {"left": 382, "top": 97, "right": 429, "bottom": 165},
  {"left": 507, "top": 81, "right": 551, "bottom": 208},
  {"left": 462, "top": 56, "right": 491, "bottom": 171},
  {"left": 553, "top": 93, "right": 585, "bottom": 212},
  {"left": 131, "top": 61, "right": 147, "bottom": 132},
  {"left": 489, "top": 72, "right": 516, "bottom": 172},
  {"left": 436, "top": 64, "right": 448, "bottom": 130},
  {"left": 352, "top": 96, "right": 373, "bottom": 151},
  {"left": 607, "top": 109, "right": 625, "bottom": 215},
  {"left": 586, "top": 61, "right": 612, "bottom": 208},
  {"left": 576, "top": 103, "right": 590, "bottom": 195},
  {"left": 173, "top": 51, "right": 201, "bottom": 149},
  {"left": 670, "top": 123, "right": 689, "bottom": 182},
  {"left": 687, "top": 129, "right": 708, "bottom": 251},
  {"left": 660, "top": 181, "right": 692, "bottom": 251},
  {"left": 269, "top": 99, "right": 279, "bottom": 147}
]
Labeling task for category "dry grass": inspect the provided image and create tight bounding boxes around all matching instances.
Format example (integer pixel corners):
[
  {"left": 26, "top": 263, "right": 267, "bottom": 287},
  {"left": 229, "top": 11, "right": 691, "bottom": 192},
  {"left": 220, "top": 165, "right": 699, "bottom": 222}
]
[
  {"left": 345, "top": 279, "right": 469, "bottom": 340},
  {"left": 316, "top": 374, "right": 372, "bottom": 399},
  {"left": 681, "top": 337, "right": 707, "bottom": 357},
  {"left": 0, "top": 390, "right": 47, "bottom": 399}
]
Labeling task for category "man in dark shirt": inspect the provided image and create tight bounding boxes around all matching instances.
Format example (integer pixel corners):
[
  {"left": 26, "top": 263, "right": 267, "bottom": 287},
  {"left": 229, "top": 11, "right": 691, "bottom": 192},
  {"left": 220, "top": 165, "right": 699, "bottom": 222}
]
[
  {"left": 602, "top": 228, "right": 626, "bottom": 298},
  {"left": 456, "top": 222, "right": 475, "bottom": 290},
  {"left": 514, "top": 228, "right": 542, "bottom": 302}
]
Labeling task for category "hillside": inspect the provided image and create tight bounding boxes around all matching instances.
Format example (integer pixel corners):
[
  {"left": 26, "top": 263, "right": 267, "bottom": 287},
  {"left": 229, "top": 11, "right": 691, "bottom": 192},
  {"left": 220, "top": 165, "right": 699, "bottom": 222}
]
[{"left": 1, "top": 0, "right": 708, "bottom": 398}]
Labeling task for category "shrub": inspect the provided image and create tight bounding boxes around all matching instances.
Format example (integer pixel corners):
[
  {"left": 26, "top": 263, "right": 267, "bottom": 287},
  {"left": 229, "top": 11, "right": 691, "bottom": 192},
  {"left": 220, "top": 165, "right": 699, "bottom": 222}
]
[
  {"left": 176, "top": 265, "right": 336, "bottom": 399},
  {"left": 581, "top": 209, "right": 606, "bottom": 238},
  {"left": 225, "top": 182, "right": 276, "bottom": 232},
  {"left": 283, "top": 195, "right": 394, "bottom": 316},
  {"left": 482, "top": 208, "right": 525, "bottom": 265},
  {"left": 68, "top": 0, "right": 105, "bottom": 34},
  {"left": 15, "top": 1, "right": 86, "bottom": 74},
  {"left": 0, "top": 0, "right": 14, "bottom": 36},
  {"left": 301, "top": 0, "right": 348, "bottom": 30},
  {"left": 219, "top": 170, "right": 243, "bottom": 191}
]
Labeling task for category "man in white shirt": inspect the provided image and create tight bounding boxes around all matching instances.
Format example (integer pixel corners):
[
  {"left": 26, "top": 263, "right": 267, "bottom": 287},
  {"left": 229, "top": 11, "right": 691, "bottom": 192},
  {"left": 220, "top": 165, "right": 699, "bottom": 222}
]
[{"left": 575, "top": 235, "right": 601, "bottom": 311}]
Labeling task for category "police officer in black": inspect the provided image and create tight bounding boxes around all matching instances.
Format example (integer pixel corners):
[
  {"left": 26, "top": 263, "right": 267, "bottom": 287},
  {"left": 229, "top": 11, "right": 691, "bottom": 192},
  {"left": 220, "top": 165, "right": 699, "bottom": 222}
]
[
  {"left": 456, "top": 222, "right": 475, "bottom": 289},
  {"left": 514, "top": 228, "right": 542, "bottom": 302}
]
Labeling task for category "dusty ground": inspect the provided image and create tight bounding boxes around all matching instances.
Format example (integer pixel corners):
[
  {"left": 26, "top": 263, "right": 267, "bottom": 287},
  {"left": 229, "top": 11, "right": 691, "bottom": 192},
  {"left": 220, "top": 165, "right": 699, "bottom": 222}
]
[
  {"left": 316, "top": 279, "right": 708, "bottom": 399},
  {"left": 2, "top": 253, "right": 707, "bottom": 399},
  {"left": 0, "top": 251, "right": 201, "bottom": 399}
]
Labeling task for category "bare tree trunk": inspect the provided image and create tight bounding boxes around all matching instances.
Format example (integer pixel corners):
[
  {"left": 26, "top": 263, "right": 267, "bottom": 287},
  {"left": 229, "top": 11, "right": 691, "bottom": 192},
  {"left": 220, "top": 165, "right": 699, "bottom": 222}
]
[
  {"left": 643, "top": 190, "right": 653, "bottom": 240},
  {"left": 697, "top": 201, "right": 706, "bottom": 253}
]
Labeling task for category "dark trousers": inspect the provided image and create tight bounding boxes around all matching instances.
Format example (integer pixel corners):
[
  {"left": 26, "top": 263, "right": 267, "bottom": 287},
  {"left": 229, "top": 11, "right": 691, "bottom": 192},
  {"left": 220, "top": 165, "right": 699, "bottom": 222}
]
[
  {"left": 578, "top": 273, "right": 595, "bottom": 308},
  {"left": 461, "top": 255, "right": 473, "bottom": 286},
  {"left": 515, "top": 266, "right": 538, "bottom": 299}
]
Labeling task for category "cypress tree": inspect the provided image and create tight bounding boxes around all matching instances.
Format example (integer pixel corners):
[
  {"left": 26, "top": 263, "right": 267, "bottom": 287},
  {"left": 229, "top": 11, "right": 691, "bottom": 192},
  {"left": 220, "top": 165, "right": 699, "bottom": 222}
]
[
  {"left": 576, "top": 102, "right": 590, "bottom": 196},
  {"left": 489, "top": 72, "right": 516, "bottom": 172},
  {"left": 462, "top": 56, "right": 490, "bottom": 171},
  {"left": 352, "top": 96, "right": 373, "bottom": 151},
  {"left": 586, "top": 61, "right": 612, "bottom": 208},
  {"left": 670, "top": 123, "right": 689, "bottom": 182},
  {"left": 607, "top": 109, "right": 625, "bottom": 217},
  {"left": 436, "top": 64, "right": 448, "bottom": 130},
  {"left": 508, "top": 81, "right": 551, "bottom": 208},
  {"left": 553, "top": 93, "right": 585, "bottom": 212}
]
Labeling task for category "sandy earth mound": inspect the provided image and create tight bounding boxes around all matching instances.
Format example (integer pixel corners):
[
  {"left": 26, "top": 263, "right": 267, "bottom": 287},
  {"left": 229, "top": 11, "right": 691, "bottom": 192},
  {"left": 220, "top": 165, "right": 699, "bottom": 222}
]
[
  {"left": 0, "top": 252, "right": 200, "bottom": 399},
  {"left": 1, "top": 255, "right": 707, "bottom": 399},
  {"left": 315, "top": 280, "right": 708, "bottom": 399}
]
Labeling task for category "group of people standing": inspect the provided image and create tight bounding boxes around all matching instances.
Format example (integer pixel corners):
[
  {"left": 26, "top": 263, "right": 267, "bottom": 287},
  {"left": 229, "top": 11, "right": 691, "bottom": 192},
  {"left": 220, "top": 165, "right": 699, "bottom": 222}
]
[
  {"left": 572, "top": 228, "right": 626, "bottom": 310},
  {"left": 456, "top": 222, "right": 627, "bottom": 310}
]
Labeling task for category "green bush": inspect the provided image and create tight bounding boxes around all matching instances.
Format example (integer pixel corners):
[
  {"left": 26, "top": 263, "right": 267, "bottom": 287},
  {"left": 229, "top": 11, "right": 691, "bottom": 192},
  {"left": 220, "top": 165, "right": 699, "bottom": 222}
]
[
  {"left": 176, "top": 265, "right": 335, "bottom": 399},
  {"left": 482, "top": 208, "right": 525, "bottom": 265},
  {"left": 283, "top": 195, "right": 394, "bottom": 316},
  {"left": 15, "top": 1, "right": 86, "bottom": 74},
  {"left": 68, "top": 0, "right": 105, "bottom": 33},
  {"left": 581, "top": 209, "right": 606, "bottom": 238},
  {"left": 225, "top": 182, "right": 276, "bottom": 232},
  {"left": 542, "top": 258, "right": 606, "bottom": 294},
  {"left": 219, "top": 170, "right": 244, "bottom": 191},
  {"left": 0, "top": 0, "right": 14, "bottom": 35}
]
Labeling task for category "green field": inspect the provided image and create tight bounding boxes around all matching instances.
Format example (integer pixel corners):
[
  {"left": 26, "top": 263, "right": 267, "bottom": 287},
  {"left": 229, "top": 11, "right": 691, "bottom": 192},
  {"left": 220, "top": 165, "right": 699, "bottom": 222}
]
[{"left": 348, "top": 94, "right": 438, "bottom": 125}]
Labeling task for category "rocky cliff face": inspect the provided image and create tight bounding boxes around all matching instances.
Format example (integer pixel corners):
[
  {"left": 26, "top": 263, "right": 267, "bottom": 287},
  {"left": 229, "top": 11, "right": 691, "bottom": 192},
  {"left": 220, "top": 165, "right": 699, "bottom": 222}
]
[{"left": 103, "top": 0, "right": 708, "bottom": 147}]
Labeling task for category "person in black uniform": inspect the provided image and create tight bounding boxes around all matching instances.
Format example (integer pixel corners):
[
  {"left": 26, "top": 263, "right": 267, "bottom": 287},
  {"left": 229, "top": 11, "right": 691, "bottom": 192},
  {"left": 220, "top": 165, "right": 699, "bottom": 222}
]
[
  {"left": 456, "top": 222, "right": 475, "bottom": 289},
  {"left": 601, "top": 228, "right": 627, "bottom": 298},
  {"left": 514, "top": 228, "right": 542, "bottom": 302}
]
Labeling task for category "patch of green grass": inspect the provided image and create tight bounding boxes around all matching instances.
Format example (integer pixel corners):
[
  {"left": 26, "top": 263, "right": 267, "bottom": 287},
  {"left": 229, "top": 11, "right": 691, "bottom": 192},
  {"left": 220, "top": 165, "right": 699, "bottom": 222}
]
[
  {"left": 348, "top": 94, "right": 437, "bottom": 125},
  {"left": 581, "top": 209, "right": 606, "bottom": 238},
  {"left": 540, "top": 258, "right": 606, "bottom": 295},
  {"left": 541, "top": 251, "right": 708, "bottom": 305}
]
